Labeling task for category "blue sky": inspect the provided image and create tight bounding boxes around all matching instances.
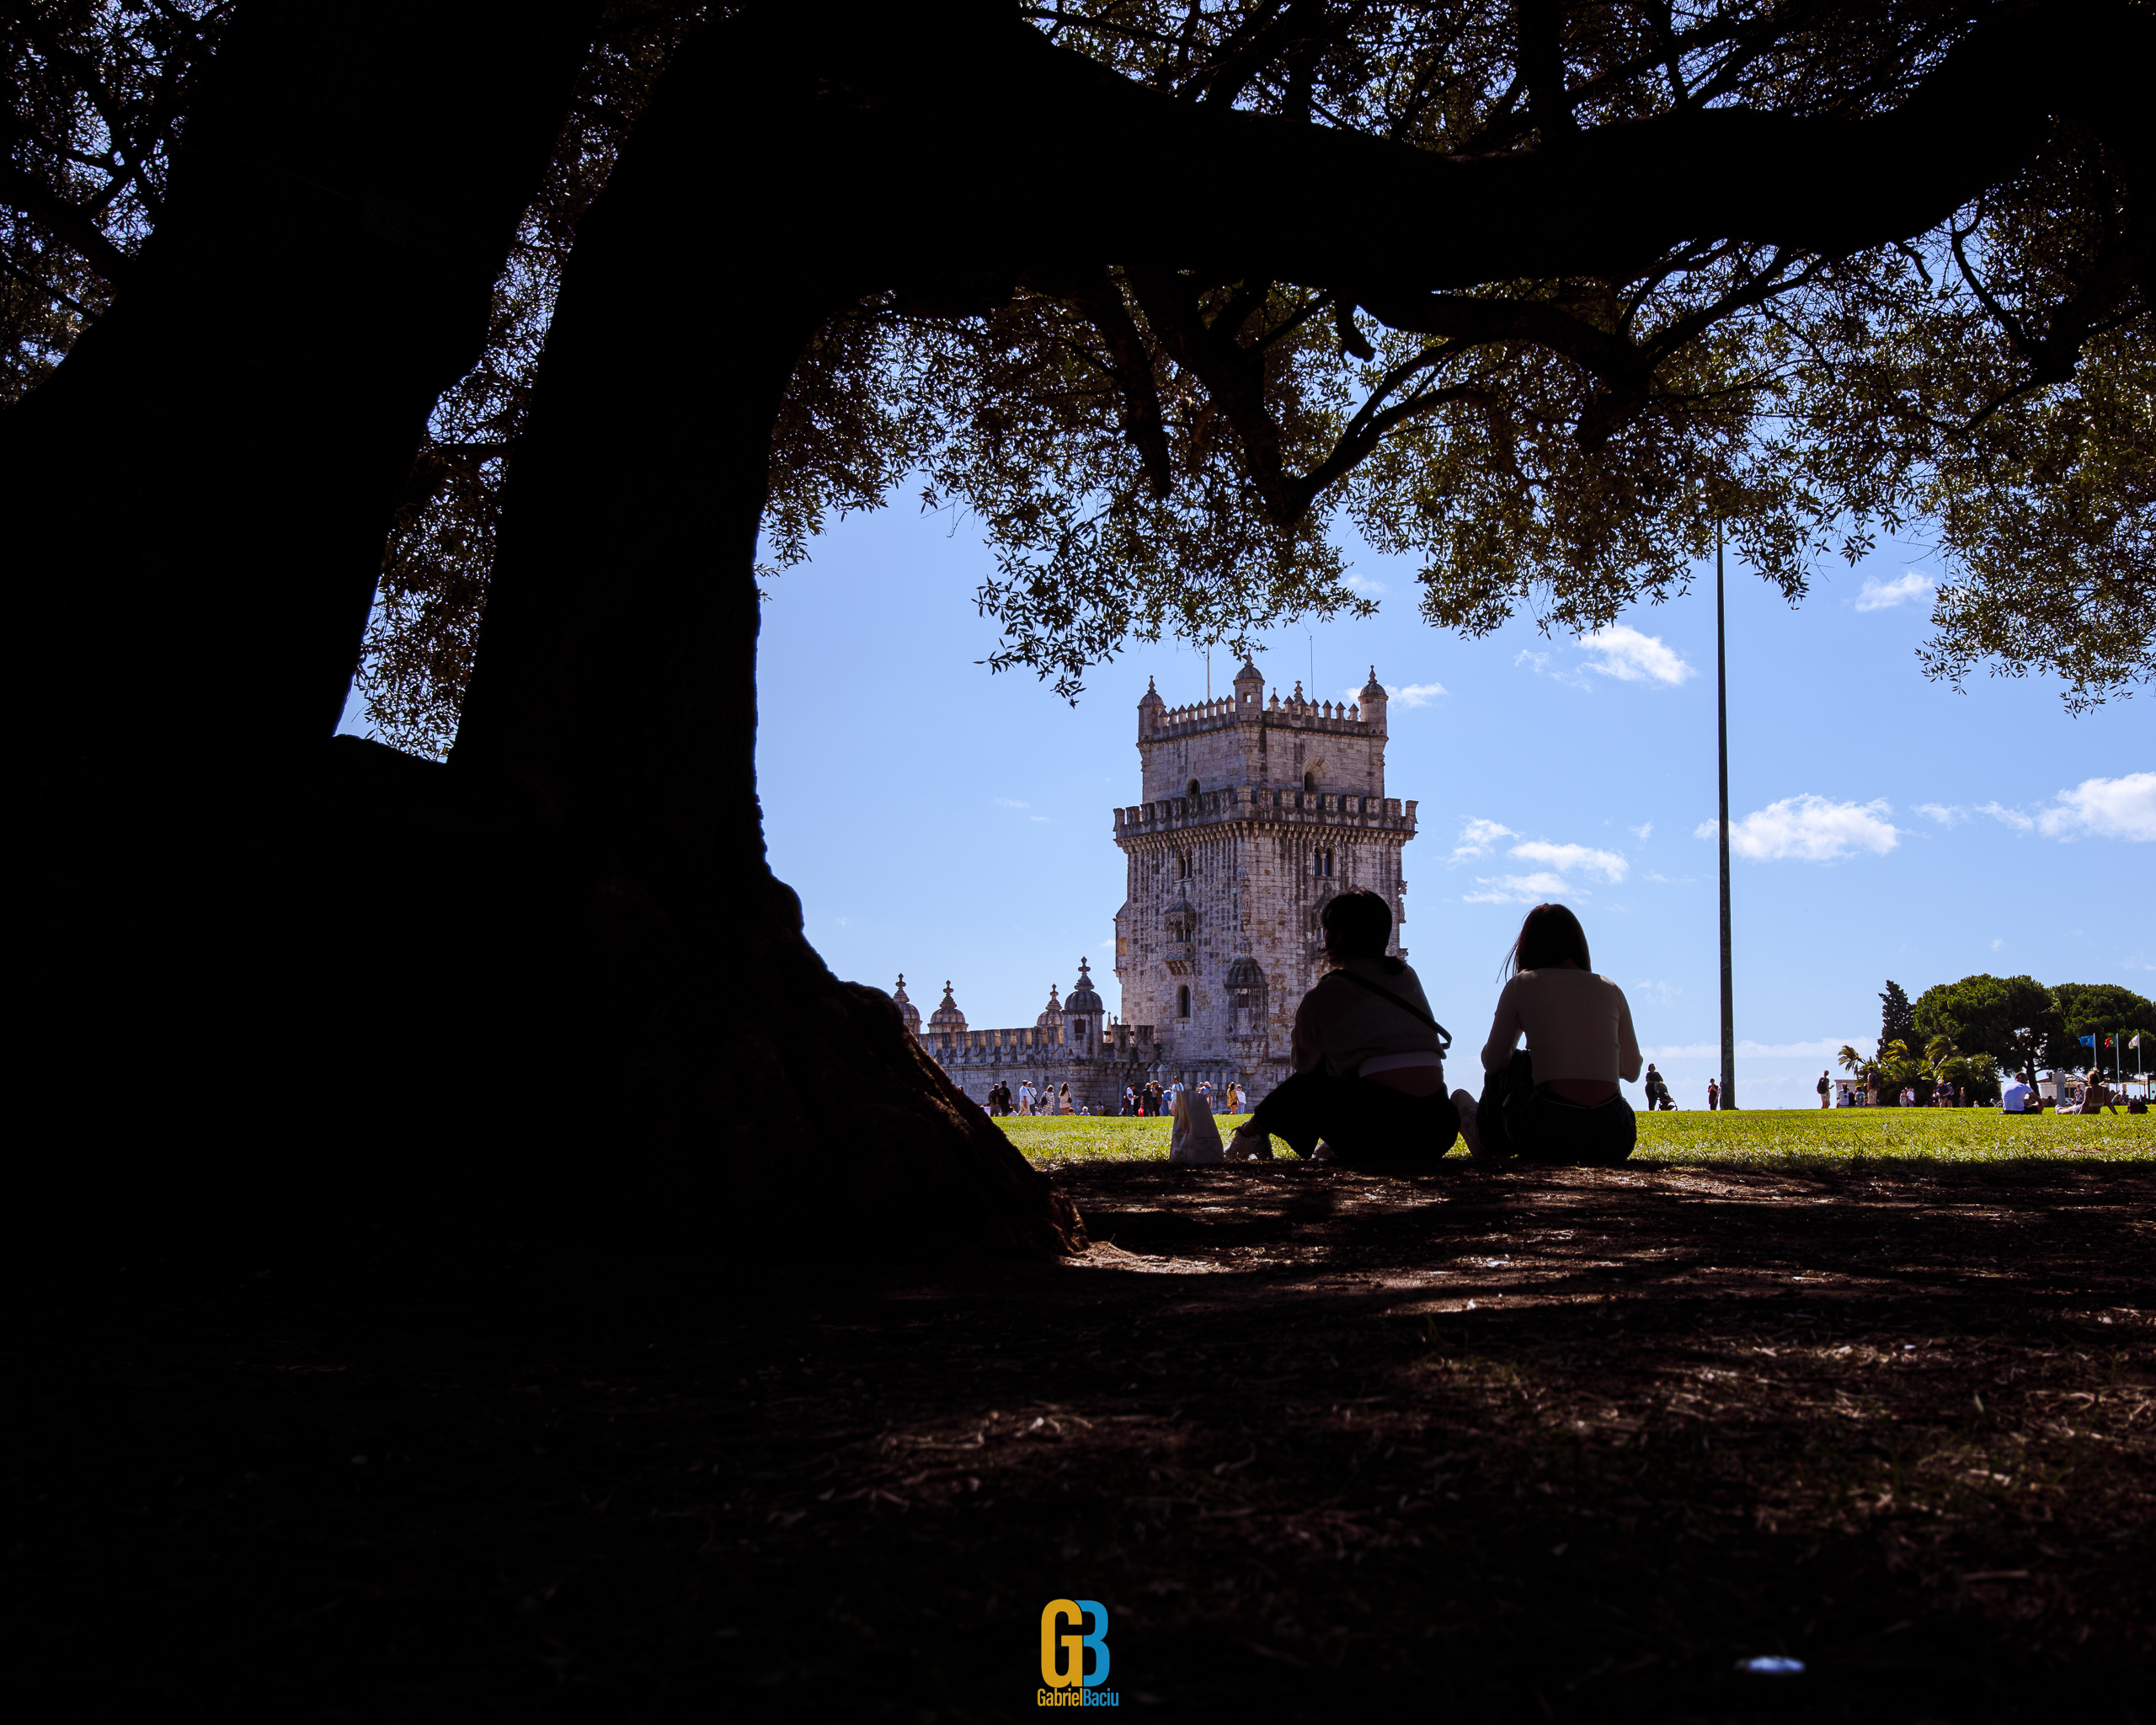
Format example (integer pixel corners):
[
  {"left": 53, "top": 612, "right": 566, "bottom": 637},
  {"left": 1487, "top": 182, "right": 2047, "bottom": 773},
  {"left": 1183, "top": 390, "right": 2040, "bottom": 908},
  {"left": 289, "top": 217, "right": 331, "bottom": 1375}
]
[{"left": 344, "top": 501, "right": 2153, "bottom": 1108}]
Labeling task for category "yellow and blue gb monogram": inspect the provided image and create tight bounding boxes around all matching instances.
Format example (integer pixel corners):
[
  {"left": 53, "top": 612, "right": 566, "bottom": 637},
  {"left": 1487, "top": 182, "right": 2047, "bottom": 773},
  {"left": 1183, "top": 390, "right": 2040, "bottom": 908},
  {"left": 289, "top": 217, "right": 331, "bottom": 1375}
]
[{"left": 1038, "top": 1599, "right": 1118, "bottom": 1706}]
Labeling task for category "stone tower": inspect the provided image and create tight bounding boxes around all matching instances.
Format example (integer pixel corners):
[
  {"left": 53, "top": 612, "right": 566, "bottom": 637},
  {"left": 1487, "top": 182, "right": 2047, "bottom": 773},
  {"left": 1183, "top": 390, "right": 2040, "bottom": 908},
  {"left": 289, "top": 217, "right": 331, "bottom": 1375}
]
[{"left": 1111, "top": 661, "right": 1417, "bottom": 1101}]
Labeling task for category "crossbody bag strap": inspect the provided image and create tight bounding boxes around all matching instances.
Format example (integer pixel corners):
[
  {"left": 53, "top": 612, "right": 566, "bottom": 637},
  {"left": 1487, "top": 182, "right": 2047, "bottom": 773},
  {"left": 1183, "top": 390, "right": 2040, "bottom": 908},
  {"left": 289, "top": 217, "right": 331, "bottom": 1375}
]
[{"left": 1332, "top": 969, "right": 1453, "bottom": 1053}]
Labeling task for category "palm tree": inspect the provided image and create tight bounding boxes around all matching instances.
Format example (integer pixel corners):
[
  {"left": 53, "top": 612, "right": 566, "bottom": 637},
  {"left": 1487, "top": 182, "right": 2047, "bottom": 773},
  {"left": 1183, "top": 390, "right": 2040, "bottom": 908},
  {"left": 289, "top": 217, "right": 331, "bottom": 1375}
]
[{"left": 1876, "top": 1039, "right": 1926, "bottom": 1104}]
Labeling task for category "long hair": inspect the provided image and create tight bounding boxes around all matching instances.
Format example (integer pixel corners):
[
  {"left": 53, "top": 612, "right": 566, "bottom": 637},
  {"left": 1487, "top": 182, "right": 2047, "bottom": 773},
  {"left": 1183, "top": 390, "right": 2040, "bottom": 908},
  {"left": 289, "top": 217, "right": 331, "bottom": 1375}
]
[
  {"left": 1506, "top": 903, "right": 1592, "bottom": 977},
  {"left": 1320, "top": 889, "right": 1404, "bottom": 975}
]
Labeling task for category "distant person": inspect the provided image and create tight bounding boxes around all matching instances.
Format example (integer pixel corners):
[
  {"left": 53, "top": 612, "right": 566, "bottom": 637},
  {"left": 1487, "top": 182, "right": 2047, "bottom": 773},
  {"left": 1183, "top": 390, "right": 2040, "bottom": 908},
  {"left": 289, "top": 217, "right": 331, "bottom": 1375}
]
[
  {"left": 1227, "top": 889, "right": 1458, "bottom": 1172},
  {"left": 1059, "top": 1081, "right": 1072, "bottom": 1114},
  {"left": 1642, "top": 1063, "right": 1674, "bottom": 1111},
  {"left": 1817, "top": 1069, "right": 1832, "bottom": 1109},
  {"left": 1451, "top": 903, "right": 1639, "bottom": 1167},
  {"left": 1122, "top": 1085, "right": 1137, "bottom": 1117},
  {"left": 1706, "top": 1077, "right": 1721, "bottom": 1111},
  {"left": 2063, "top": 1069, "right": 2115, "bottom": 1114},
  {"left": 2000, "top": 1072, "right": 2034, "bottom": 1114}
]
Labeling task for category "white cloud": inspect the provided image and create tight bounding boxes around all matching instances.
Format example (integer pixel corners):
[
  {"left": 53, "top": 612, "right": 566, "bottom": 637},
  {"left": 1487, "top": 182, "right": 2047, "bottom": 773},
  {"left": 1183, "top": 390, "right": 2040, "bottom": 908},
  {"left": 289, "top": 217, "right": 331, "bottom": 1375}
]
[
  {"left": 1030, "top": 814, "right": 1051, "bottom": 824},
  {"left": 1973, "top": 800, "right": 2033, "bottom": 831},
  {"left": 1630, "top": 821, "right": 1653, "bottom": 840},
  {"left": 1514, "top": 649, "right": 1550, "bottom": 674},
  {"left": 1452, "top": 817, "right": 1517, "bottom": 859},
  {"left": 1855, "top": 570, "right": 1935, "bottom": 611},
  {"left": 1343, "top": 573, "right": 1388, "bottom": 596},
  {"left": 1643, "top": 871, "right": 1694, "bottom": 884},
  {"left": 1700, "top": 794, "right": 1900, "bottom": 862},
  {"left": 995, "top": 797, "right": 1030, "bottom": 809},
  {"left": 1913, "top": 802, "right": 1962, "bottom": 825},
  {"left": 1577, "top": 626, "right": 1695, "bottom": 686},
  {"left": 1991, "top": 937, "right": 2006, "bottom": 950},
  {"left": 2035, "top": 772, "right": 2156, "bottom": 841},
  {"left": 1464, "top": 871, "right": 1576, "bottom": 905},
  {"left": 1510, "top": 839, "right": 1629, "bottom": 883},
  {"left": 1634, "top": 980, "right": 1682, "bottom": 1005},
  {"left": 1344, "top": 679, "right": 1445, "bottom": 708}
]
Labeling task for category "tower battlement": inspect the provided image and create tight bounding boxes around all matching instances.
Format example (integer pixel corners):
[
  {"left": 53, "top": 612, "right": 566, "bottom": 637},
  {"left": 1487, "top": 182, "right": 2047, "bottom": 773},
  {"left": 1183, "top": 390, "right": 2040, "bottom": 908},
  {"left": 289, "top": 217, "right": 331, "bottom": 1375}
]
[{"left": 1143, "top": 689, "right": 1375, "bottom": 740}]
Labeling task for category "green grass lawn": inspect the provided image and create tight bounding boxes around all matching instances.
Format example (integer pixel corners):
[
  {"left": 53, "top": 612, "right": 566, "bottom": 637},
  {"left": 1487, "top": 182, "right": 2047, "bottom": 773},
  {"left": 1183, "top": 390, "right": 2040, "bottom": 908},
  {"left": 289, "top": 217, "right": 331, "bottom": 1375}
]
[{"left": 1000, "top": 1105, "right": 2156, "bottom": 1167}]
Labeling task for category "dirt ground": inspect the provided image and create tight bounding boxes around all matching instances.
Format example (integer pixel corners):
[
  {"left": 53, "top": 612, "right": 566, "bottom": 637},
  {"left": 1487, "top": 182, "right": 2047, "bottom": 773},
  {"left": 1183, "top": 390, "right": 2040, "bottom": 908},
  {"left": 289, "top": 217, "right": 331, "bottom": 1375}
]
[{"left": 8, "top": 1157, "right": 2153, "bottom": 1721}]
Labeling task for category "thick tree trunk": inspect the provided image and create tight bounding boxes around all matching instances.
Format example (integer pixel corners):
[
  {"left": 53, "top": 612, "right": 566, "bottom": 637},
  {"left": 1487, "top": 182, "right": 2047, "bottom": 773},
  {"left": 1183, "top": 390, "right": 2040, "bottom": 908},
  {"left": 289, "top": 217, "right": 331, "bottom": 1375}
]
[{"left": 446, "top": 16, "right": 1083, "bottom": 1258}]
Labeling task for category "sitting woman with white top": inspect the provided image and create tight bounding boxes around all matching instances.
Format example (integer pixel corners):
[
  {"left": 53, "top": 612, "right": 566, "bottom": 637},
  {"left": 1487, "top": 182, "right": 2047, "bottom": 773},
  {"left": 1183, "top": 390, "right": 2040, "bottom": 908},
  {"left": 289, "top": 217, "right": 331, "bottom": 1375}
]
[
  {"left": 1454, "top": 903, "right": 1641, "bottom": 1166},
  {"left": 1228, "top": 889, "right": 1460, "bottom": 1172}
]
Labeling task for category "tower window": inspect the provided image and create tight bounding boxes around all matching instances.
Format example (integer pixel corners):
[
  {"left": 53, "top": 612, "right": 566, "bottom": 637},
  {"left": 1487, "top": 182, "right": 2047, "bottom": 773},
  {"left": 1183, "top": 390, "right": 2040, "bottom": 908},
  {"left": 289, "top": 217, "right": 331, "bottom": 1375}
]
[
  {"left": 1314, "top": 847, "right": 1335, "bottom": 878},
  {"left": 1187, "top": 778, "right": 1200, "bottom": 799},
  {"left": 1177, "top": 850, "right": 1191, "bottom": 879},
  {"left": 1303, "top": 768, "right": 1317, "bottom": 793},
  {"left": 1177, "top": 985, "right": 1190, "bottom": 1018}
]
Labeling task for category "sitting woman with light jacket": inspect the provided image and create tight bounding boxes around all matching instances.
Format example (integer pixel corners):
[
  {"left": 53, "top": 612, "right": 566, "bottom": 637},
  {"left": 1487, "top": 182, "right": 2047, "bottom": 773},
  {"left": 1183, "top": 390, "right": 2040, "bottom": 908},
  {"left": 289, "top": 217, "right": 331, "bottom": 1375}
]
[
  {"left": 1228, "top": 889, "right": 1460, "bottom": 1172},
  {"left": 1454, "top": 902, "right": 1641, "bottom": 1166}
]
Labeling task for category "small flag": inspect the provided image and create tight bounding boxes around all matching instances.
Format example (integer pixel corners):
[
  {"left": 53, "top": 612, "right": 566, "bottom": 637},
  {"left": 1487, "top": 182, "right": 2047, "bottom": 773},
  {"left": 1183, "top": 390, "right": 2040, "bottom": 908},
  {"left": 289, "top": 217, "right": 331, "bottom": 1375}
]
[
  {"left": 2079, "top": 1033, "right": 2096, "bottom": 1047},
  {"left": 2134, "top": 1033, "right": 2145, "bottom": 1049},
  {"left": 2103, "top": 1034, "right": 2115, "bottom": 1049}
]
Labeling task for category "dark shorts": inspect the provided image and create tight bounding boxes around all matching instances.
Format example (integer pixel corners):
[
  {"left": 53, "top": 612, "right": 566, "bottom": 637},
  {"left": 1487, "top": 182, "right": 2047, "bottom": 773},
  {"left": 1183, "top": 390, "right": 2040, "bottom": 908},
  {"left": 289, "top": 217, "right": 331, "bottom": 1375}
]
[{"left": 1246, "top": 1067, "right": 1460, "bottom": 1173}]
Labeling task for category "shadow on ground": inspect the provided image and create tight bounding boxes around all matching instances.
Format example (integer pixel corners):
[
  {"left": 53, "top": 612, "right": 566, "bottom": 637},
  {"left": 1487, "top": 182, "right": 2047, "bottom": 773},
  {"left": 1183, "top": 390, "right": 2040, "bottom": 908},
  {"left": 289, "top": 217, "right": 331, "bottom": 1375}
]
[{"left": 8, "top": 1159, "right": 2152, "bottom": 1720}]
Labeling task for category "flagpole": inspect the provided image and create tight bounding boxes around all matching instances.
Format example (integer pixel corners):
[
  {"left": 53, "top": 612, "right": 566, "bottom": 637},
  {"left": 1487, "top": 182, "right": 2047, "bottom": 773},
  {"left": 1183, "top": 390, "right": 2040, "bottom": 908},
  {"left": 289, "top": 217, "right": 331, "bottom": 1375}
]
[{"left": 1716, "top": 517, "right": 1737, "bottom": 1110}]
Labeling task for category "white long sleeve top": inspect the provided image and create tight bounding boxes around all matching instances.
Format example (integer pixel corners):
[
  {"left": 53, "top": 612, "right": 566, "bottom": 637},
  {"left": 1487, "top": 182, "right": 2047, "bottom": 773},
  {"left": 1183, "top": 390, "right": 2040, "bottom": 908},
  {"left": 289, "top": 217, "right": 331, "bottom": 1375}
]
[{"left": 1478, "top": 968, "right": 1642, "bottom": 1085}]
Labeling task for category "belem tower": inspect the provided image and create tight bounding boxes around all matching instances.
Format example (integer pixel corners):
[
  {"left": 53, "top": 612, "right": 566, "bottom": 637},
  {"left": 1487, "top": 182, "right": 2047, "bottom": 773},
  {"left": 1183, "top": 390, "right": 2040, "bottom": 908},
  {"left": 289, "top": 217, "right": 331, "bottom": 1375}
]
[{"left": 894, "top": 660, "right": 1418, "bottom": 1111}]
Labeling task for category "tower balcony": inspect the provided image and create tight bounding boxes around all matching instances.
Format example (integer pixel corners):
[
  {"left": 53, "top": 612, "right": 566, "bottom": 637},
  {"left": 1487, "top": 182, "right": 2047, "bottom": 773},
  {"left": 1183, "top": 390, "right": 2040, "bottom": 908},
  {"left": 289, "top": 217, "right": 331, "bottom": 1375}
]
[{"left": 1113, "top": 784, "right": 1417, "bottom": 841}]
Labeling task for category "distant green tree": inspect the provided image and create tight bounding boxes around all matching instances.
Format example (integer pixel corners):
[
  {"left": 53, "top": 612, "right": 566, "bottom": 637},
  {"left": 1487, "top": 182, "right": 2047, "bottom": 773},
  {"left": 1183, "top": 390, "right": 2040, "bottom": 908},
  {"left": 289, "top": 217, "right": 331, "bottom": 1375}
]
[
  {"left": 1879, "top": 981, "right": 1918, "bottom": 1057},
  {"left": 1924, "top": 1034, "right": 1999, "bottom": 1105},
  {"left": 1913, "top": 974, "right": 2063, "bottom": 1079},
  {"left": 2050, "top": 982, "right": 2156, "bottom": 1072}
]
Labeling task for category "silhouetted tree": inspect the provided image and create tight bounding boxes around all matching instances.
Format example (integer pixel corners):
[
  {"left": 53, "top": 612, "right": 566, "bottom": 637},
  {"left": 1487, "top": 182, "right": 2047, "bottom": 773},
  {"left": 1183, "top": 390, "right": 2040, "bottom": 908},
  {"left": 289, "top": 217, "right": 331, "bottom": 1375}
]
[{"left": 7, "top": 1, "right": 2151, "bottom": 1254}]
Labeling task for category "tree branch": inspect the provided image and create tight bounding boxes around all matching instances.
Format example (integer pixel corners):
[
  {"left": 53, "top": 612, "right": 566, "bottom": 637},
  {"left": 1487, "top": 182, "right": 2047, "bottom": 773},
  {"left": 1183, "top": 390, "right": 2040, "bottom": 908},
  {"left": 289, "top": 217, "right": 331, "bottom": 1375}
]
[{"left": 0, "top": 163, "right": 135, "bottom": 282}]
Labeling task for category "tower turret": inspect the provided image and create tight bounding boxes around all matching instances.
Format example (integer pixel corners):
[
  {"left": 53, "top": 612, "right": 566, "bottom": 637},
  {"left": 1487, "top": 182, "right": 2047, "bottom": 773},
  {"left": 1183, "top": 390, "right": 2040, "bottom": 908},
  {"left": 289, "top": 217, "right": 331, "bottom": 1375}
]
[
  {"left": 928, "top": 981, "right": 966, "bottom": 1041},
  {"left": 1231, "top": 657, "right": 1265, "bottom": 716},
  {"left": 1063, "top": 958, "right": 1103, "bottom": 1050},
  {"left": 1358, "top": 666, "right": 1388, "bottom": 734},
  {"left": 892, "top": 973, "right": 921, "bottom": 1038},
  {"left": 1138, "top": 676, "right": 1166, "bottom": 739}
]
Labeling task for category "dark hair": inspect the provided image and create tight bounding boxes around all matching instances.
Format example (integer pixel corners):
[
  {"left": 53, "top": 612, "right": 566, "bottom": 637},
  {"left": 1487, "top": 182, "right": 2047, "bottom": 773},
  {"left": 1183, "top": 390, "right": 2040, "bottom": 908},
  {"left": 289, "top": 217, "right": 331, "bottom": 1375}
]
[
  {"left": 1507, "top": 903, "right": 1591, "bottom": 976},
  {"left": 1320, "top": 889, "right": 1403, "bottom": 975}
]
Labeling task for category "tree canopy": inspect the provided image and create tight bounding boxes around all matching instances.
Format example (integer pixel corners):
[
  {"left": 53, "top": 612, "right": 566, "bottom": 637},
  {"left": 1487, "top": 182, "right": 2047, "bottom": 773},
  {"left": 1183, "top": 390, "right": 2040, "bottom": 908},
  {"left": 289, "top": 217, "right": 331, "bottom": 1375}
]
[
  {"left": 8, "top": 0, "right": 2150, "bottom": 757},
  {"left": 1912, "top": 972, "right": 2153, "bottom": 1076}
]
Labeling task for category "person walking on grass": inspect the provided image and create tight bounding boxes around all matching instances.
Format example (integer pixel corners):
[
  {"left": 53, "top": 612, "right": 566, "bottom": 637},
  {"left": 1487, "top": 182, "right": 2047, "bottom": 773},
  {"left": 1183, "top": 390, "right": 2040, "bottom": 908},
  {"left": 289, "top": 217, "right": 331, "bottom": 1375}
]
[
  {"left": 1707, "top": 1077, "right": 1721, "bottom": 1111},
  {"left": 1227, "top": 890, "right": 1459, "bottom": 1173},
  {"left": 1817, "top": 1069, "right": 1832, "bottom": 1109},
  {"left": 1452, "top": 904, "right": 1641, "bottom": 1167},
  {"left": 1642, "top": 1063, "right": 1673, "bottom": 1110}
]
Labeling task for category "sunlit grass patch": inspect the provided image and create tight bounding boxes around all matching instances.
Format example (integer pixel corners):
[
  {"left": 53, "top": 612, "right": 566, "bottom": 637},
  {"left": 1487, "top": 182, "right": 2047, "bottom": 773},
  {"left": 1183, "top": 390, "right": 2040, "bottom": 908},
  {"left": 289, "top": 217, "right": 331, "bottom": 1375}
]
[
  {"left": 1634, "top": 1107, "right": 2156, "bottom": 1167},
  {"left": 999, "top": 1104, "right": 2154, "bottom": 1167},
  {"left": 999, "top": 1113, "right": 1252, "bottom": 1164}
]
